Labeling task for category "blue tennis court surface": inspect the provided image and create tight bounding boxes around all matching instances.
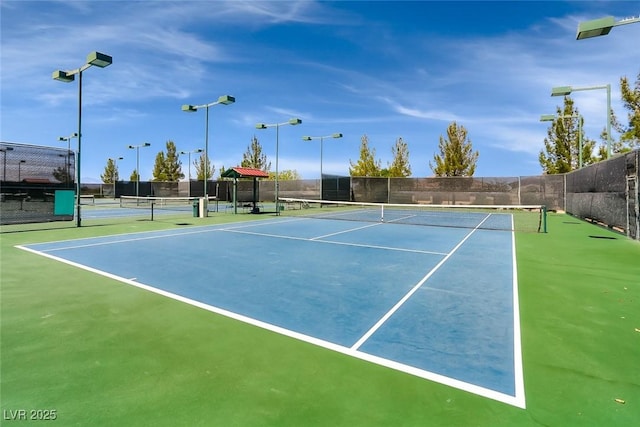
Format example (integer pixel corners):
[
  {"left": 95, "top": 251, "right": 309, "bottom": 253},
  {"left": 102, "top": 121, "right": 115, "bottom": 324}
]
[{"left": 19, "top": 215, "right": 525, "bottom": 407}]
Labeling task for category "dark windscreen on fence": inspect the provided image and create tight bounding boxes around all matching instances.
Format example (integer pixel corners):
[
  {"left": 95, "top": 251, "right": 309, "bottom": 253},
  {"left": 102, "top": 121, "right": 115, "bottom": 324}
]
[
  {"left": 566, "top": 149, "right": 639, "bottom": 239},
  {"left": 1, "top": 142, "right": 75, "bottom": 225},
  {"left": 350, "top": 176, "right": 565, "bottom": 209},
  {"left": 3, "top": 140, "right": 636, "bottom": 239}
]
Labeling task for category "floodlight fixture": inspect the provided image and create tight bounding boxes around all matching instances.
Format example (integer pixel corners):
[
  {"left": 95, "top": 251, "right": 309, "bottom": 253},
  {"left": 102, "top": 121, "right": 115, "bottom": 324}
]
[
  {"left": 255, "top": 118, "right": 303, "bottom": 214},
  {"left": 577, "top": 15, "right": 640, "bottom": 40},
  {"left": 108, "top": 156, "right": 124, "bottom": 198},
  {"left": 52, "top": 70, "right": 75, "bottom": 83},
  {"left": 57, "top": 132, "right": 78, "bottom": 185},
  {"left": 180, "top": 148, "right": 205, "bottom": 191},
  {"left": 52, "top": 51, "right": 112, "bottom": 227},
  {"left": 1, "top": 146, "right": 14, "bottom": 181},
  {"left": 550, "top": 84, "right": 611, "bottom": 158},
  {"left": 18, "top": 159, "right": 26, "bottom": 182},
  {"left": 128, "top": 143, "right": 151, "bottom": 197},
  {"left": 301, "top": 132, "right": 343, "bottom": 200},
  {"left": 550, "top": 86, "right": 572, "bottom": 97},
  {"left": 86, "top": 51, "right": 113, "bottom": 68},
  {"left": 181, "top": 95, "right": 235, "bottom": 210}
]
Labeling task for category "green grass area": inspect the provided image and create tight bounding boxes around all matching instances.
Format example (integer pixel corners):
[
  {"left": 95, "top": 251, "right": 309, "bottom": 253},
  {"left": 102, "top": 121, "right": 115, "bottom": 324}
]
[{"left": 1, "top": 212, "right": 639, "bottom": 426}]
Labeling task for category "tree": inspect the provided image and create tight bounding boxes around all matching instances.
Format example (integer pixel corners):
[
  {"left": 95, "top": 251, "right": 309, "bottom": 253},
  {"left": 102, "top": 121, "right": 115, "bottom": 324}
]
[
  {"left": 152, "top": 140, "right": 183, "bottom": 181},
  {"left": 241, "top": 136, "right": 271, "bottom": 172},
  {"left": 100, "top": 158, "right": 119, "bottom": 184},
  {"left": 152, "top": 151, "right": 167, "bottom": 181},
  {"left": 193, "top": 152, "right": 214, "bottom": 181},
  {"left": 163, "top": 141, "right": 183, "bottom": 181},
  {"left": 430, "top": 122, "right": 478, "bottom": 176},
  {"left": 387, "top": 137, "right": 411, "bottom": 177},
  {"left": 594, "top": 73, "right": 640, "bottom": 158},
  {"left": 539, "top": 97, "right": 596, "bottom": 173},
  {"left": 614, "top": 72, "right": 640, "bottom": 149},
  {"left": 52, "top": 166, "right": 72, "bottom": 184},
  {"left": 268, "top": 169, "right": 301, "bottom": 180},
  {"left": 130, "top": 169, "right": 139, "bottom": 182},
  {"left": 349, "top": 135, "right": 382, "bottom": 176},
  {"left": 596, "top": 124, "right": 627, "bottom": 159}
]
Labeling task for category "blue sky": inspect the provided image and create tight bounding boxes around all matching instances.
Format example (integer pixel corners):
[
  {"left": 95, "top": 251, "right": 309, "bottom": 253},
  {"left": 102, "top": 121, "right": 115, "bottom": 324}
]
[{"left": 1, "top": 1, "right": 639, "bottom": 182}]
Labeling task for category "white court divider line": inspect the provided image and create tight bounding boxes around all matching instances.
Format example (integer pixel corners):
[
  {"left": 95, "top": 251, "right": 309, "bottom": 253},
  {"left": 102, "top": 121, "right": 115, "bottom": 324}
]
[
  {"left": 30, "top": 227, "right": 221, "bottom": 252},
  {"left": 21, "top": 216, "right": 288, "bottom": 252},
  {"left": 219, "top": 216, "right": 306, "bottom": 230},
  {"left": 21, "top": 216, "right": 296, "bottom": 253},
  {"left": 221, "top": 228, "right": 448, "bottom": 256},
  {"left": 350, "top": 214, "right": 492, "bottom": 351},
  {"left": 16, "top": 240, "right": 525, "bottom": 408},
  {"left": 310, "top": 221, "right": 382, "bottom": 240}
]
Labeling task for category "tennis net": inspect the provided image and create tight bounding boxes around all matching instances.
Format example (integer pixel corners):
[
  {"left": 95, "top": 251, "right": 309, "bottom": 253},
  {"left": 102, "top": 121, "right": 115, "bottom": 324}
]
[
  {"left": 120, "top": 195, "right": 217, "bottom": 212},
  {"left": 279, "top": 198, "right": 547, "bottom": 233}
]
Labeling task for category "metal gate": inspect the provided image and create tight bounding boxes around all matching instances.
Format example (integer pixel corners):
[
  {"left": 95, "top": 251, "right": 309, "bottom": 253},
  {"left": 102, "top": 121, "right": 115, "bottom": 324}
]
[{"left": 627, "top": 175, "right": 639, "bottom": 240}]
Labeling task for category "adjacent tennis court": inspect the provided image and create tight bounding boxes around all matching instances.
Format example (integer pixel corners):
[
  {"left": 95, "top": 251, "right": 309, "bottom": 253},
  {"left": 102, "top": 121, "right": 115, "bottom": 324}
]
[{"left": 18, "top": 208, "right": 525, "bottom": 407}]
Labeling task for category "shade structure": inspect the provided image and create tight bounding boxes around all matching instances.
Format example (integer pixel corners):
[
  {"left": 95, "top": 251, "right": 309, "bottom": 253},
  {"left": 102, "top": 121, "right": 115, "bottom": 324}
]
[
  {"left": 221, "top": 167, "right": 270, "bottom": 213},
  {"left": 221, "top": 167, "right": 270, "bottom": 179}
]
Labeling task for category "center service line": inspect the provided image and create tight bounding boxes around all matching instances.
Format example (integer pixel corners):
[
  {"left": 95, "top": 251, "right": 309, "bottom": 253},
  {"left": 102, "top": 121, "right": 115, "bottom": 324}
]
[{"left": 350, "top": 214, "right": 492, "bottom": 351}]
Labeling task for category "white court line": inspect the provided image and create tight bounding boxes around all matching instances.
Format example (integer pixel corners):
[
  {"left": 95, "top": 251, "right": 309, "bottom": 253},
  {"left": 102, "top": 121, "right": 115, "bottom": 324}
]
[
  {"left": 385, "top": 213, "right": 417, "bottom": 223},
  {"left": 310, "top": 222, "right": 382, "bottom": 240},
  {"left": 25, "top": 215, "right": 447, "bottom": 256},
  {"left": 350, "top": 214, "right": 492, "bottom": 351},
  {"left": 15, "top": 240, "right": 524, "bottom": 408},
  {"left": 420, "top": 285, "right": 471, "bottom": 297},
  {"left": 32, "top": 228, "right": 219, "bottom": 252},
  {"left": 16, "top": 212, "right": 525, "bottom": 408},
  {"left": 510, "top": 215, "right": 527, "bottom": 407},
  {"left": 24, "top": 217, "right": 295, "bottom": 253},
  {"left": 220, "top": 228, "right": 448, "bottom": 256}
]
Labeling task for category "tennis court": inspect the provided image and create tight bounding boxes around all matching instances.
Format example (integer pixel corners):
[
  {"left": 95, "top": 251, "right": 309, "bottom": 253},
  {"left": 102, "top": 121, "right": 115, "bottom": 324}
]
[
  {"left": 18, "top": 208, "right": 525, "bottom": 408},
  {"left": 2, "top": 205, "right": 639, "bottom": 426}
]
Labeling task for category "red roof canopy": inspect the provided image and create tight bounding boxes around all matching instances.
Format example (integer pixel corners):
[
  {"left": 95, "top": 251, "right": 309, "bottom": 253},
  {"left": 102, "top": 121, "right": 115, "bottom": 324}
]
[{"left": 221, "top": 167, "right": 269, "bottom": 178}]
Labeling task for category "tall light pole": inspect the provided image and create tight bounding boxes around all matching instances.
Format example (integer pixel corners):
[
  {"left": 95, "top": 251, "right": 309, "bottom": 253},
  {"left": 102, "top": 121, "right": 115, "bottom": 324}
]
[
  {"left": 108, "top": 156, "right": 123, "bottom": 198},
  {"left": 128, "top": 143, "right": 150, "bottom": 197},
  {"left": 551, "top": 84, "right": 612, "bottom": 158},
  {"left": 256, "top": 118, "right": 302, "bottom": 214},
  {"left": 1, "top": 147, "right": 14, "bottom": 181},
  {"left": 302, "top": 133, "right": 342, "bottom": 200},
  {"left": 576, "top": 15, "right": 640, "bottom": 39},
  {"left": 53, "top": 51, "right": 112, "bottom": 227},
  {"left": 18, "top": 160, "right": 26, "bottom": 182},
  {"left": 58, "top": 132, "right": 78, "bottom": 185},
  {"left": 540, "top": 114, "right": 584, "bottom": 169},
  {"left": 179, "top": 148, "right": 203, "bottom": 197},
  {"left": 181, "top": 95, "right": 235, "bottom": 214}
]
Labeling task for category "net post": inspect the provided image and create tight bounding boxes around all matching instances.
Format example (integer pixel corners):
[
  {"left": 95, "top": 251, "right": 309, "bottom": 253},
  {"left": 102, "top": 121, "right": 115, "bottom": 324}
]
[
  {"left": 381, "top": 204, "right": 384, "bottom": 222},
  {"left": 151, "top": 201, "right": 154, "bottom": 221},
  {"left": 542, "top": 205, "right": 547, "bottom": 233}
]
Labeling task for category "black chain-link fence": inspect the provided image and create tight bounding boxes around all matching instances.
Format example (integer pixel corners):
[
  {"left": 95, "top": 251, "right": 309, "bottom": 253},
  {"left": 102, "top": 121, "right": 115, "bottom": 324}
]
[
  {"left": 3, "top": 140, "right": 637, "bottom": 239},
  {"left": 566, "top": 149, "right": 639, "bottom": 239},
  {"left": 1, "top": 142, "right": 75, "bottom": 225},
  {"left": 349, "top": 176, "right": 564, "bottom": 208}
]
